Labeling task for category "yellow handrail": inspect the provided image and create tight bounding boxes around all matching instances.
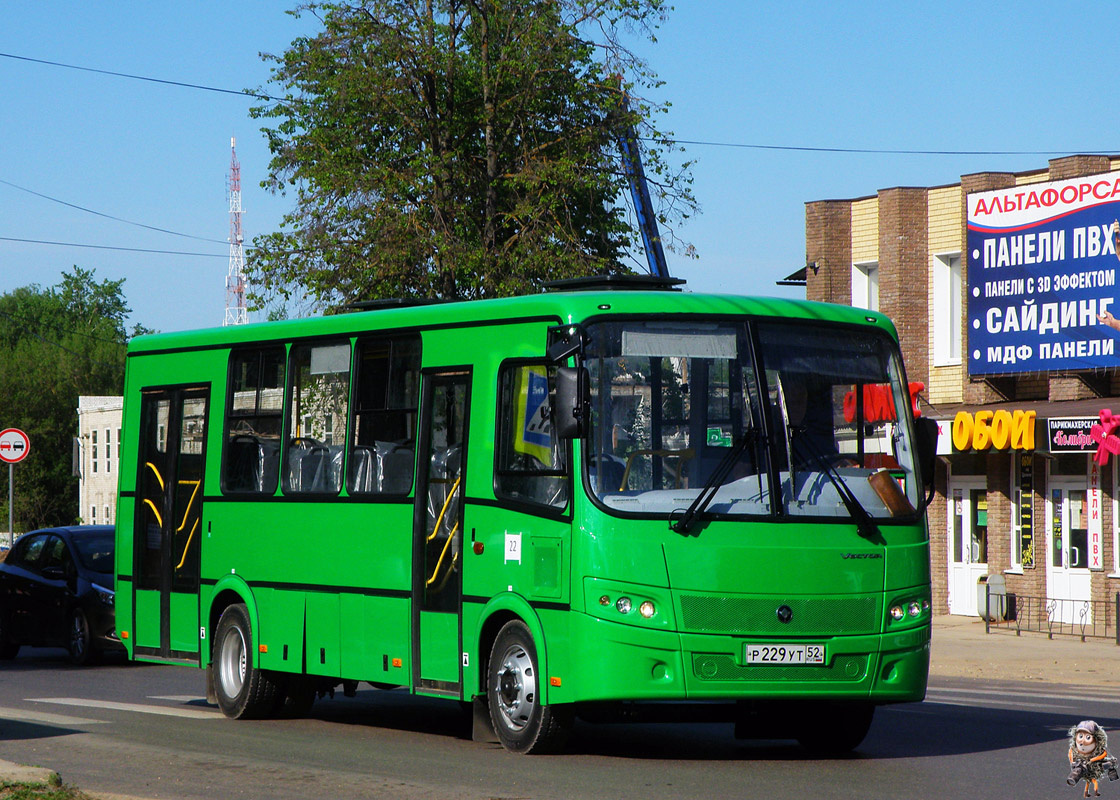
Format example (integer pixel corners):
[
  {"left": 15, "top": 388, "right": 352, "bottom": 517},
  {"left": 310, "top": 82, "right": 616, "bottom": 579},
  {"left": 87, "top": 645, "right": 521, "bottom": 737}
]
[
  {"left": 427, "top": 475, "right": 462, "bottom": 543},
  {"left": 174, "top": 518, "right": 199, "bottom": 570},
  {"left": 425, "top": 521, "right": 460, "bottom": 587},
  {"left": 145, "top": 462, "right": 165, "bottom": 491},
  {"left": 142, "top": 498, "right": 163, "bottom": 527},
  {"left": 175, "top": 480, "right": 201, "bottom": 533}
]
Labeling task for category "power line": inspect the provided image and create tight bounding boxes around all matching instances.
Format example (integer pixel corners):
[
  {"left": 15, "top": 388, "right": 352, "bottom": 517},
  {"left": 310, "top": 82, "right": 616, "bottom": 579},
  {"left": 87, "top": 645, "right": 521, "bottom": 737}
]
[
  {"left": 2, "top": 51, "right": 1110, "bottom": 158},
  {"left": 0, "top": 51, "right": 278, "bottom": 102},
  {"left": 0, "top": 236, "right": 226, "bottom": 258},
  {"left": 0, "top": 178, "right": 227, "bottom": 244},
  {"left": 663, "top": 138, "right": 1118, "bottom": 157}
]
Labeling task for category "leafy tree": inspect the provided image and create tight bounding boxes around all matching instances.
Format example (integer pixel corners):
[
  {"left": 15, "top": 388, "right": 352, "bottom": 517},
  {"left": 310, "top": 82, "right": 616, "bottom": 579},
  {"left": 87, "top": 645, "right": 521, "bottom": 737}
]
[
  {"left": 0, "top": 268, "right": 136, "bottom": 531},
  {"left": 248, "top": 0, "right": 695, "bottom": 309}
]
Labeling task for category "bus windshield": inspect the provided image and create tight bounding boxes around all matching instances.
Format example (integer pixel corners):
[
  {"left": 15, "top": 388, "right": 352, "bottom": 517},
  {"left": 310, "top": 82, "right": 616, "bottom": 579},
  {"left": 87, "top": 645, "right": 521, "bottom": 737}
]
[{"left": 584, "top": 318, "right": 922, "bottom": 522}]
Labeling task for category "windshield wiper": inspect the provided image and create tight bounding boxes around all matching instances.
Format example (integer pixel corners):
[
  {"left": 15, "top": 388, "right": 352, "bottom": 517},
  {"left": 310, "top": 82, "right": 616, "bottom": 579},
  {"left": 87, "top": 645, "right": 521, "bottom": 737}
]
[
  {"left": 790, "top": 430, "right": 882, "bottom": 543},
  {"left": 670, "top": 431, "right": 753, "bottom": 535}
]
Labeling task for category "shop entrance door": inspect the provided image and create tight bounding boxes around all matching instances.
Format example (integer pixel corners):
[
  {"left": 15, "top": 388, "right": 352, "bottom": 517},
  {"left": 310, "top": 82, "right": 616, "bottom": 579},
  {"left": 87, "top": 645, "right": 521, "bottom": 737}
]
[
  {"left": 947, "top": 479, "right": 988, "bottom": 616},
  {"left": 1047, "top": 480, "right": 1093, "bottom": 625}
]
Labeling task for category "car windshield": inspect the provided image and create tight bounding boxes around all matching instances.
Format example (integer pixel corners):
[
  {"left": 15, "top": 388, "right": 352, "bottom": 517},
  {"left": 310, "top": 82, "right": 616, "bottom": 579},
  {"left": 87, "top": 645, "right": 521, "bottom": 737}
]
[
  {"left": 583, "top": 318, "right": 921, "bottom": 522},
  {"left": 72, "top": 532, "right": 114, "bottom": 573}
]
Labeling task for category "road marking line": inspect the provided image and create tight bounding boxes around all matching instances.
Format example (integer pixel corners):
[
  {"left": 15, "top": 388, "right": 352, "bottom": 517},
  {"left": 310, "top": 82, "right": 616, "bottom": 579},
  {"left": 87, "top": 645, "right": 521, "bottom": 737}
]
[
  {"left": 0, "top": 705, "right": 108, "bottom": 726},
  {"left": 925, "top": 694, "right": 1081, "bottom": 711},
  {"left": 928, "top": 686, "right": 1101, "bottom": 703},
  {"left": 28, "top": 698, "right": 221, "bottom": 720}
]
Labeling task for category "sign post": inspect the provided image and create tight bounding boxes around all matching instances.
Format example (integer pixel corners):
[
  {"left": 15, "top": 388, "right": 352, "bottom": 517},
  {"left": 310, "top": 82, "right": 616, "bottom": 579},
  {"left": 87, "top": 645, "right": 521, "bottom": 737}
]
[{"left": 0, "top": 428, "right": 30, "bottom": 548}]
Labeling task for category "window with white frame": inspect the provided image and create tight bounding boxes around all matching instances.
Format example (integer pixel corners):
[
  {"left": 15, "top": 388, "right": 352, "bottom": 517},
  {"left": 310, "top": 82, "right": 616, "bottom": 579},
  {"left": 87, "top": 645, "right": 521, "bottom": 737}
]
[
  {"left": 933, "top": 253, "right": 963, "bottom": 365},
  {"left": 105, "top": 428, "right": 111, "bottom": 473},
  {"left": 852, "top": 262, "right": 879, "bottom": 311}
]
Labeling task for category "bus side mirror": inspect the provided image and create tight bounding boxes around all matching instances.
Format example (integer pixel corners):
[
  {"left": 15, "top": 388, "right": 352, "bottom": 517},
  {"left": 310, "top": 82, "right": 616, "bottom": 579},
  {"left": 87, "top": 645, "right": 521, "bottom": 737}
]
[
  {"left": 554, "top": 366, "right": 590, "bottom": 439},
  {"left": 914, "top": 417, "right": 938, "bottom": 489}
]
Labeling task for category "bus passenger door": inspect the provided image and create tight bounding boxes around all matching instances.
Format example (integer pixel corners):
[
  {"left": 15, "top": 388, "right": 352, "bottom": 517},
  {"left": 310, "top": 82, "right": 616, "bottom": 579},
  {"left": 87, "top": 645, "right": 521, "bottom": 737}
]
[
  {"left": 133, "top": 386, "right": 209, "bottom": 663},
  {"left": 413, "top": 369, "right": 470, "bottom": 696}
]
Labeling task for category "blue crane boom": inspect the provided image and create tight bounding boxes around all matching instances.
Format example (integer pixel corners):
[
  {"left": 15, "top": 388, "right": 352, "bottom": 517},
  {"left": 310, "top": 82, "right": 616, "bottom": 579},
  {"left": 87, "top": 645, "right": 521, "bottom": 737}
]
[{"left": 617, "top": 94, "right": 670, "bottom": 279}]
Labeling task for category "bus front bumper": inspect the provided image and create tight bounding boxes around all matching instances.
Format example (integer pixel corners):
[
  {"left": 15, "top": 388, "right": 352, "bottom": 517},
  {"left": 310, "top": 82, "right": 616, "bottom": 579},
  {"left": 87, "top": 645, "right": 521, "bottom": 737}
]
[{"left": 562, "top": 612, "right": 929, "bottom": 705}]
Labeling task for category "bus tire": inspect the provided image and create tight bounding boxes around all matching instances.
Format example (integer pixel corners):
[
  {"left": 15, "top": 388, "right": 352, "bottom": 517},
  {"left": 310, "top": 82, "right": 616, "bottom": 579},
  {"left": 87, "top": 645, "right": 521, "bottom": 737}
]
[
  {"left": 487, "top": 620, "right": 571, "bottom": 754},
  {"left": 796, "top": 701, "right": 874, "bottom": 755},
  {"left": 213, "top": 603, "right": 279, "bottom": 719}
]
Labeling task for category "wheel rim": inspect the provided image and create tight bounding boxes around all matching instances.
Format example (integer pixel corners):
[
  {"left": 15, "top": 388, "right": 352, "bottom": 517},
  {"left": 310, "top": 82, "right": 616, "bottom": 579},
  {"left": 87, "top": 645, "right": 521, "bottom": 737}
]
[
  {"left": 219, "top": 625, "right": 247, "bottom": 697},
  {"left": 493, "top": 642, "right": 536, "bottom": 732},
  {"left": 70, "top": 613, "right": 87, "bottom": 659}
]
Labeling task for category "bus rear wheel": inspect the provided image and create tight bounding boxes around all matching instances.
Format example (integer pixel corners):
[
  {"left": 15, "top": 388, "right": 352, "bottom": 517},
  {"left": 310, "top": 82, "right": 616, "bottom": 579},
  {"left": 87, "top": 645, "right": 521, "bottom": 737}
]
[
  {"left": 487, "top": 620, "right": 570, "bottom": 754},
  {"left": 213, "top": 603, "right": 280, "bottom": 719}
]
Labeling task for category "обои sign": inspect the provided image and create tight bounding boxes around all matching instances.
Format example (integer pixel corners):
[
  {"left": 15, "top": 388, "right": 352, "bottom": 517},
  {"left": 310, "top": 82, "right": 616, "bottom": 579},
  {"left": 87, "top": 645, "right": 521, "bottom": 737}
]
[{"left": 967, "top": 171, "right": 1120, "bottom": 376}]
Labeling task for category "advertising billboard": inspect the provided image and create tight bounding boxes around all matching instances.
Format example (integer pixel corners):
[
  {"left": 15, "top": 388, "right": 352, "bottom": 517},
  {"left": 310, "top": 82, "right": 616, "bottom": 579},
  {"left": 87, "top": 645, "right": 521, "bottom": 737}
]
[{"left": 967, "top": 171, "right": 1120, "bottom": 375}]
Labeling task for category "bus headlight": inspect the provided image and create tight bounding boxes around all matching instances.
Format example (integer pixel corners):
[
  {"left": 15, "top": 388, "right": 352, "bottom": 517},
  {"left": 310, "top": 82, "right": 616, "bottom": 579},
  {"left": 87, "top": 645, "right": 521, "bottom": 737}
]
[
  {"left": 616, "top": 597, "right": 632, "bottom": 614},
  {"left": 639, "top": 601, "right": 656, "bottom": 619},
  {"left": 889, "top": 605, "right": 904, "bottom": 621}
]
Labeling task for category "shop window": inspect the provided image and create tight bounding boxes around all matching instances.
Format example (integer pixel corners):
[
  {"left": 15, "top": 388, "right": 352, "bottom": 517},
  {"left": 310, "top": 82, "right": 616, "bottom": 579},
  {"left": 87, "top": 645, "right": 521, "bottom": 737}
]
[
  {"left": 933, "top": 253, "right": 962, "bottom": 366},
  {"left": 852, "top": 262, "right": 879, "bottom": 311},
  {"left": 1010, "top": 453, "right": 1035, "bottom": 572},
  {"left": 1052, "top": 453, "right": 1087, "bottom": 476}
]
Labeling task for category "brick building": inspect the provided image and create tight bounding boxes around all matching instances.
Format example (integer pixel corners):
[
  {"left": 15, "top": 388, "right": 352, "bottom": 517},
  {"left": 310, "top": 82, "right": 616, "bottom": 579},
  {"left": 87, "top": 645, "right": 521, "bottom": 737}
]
[{"left": 805, "top": 154, "right": 1120, "bottom": 624}]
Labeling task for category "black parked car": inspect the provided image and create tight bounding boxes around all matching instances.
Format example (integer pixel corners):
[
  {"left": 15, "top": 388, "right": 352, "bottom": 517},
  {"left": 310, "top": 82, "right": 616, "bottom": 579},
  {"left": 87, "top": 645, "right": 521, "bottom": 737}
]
[{"left": 0, "top": 525, "right": 121, "bottom": 665}]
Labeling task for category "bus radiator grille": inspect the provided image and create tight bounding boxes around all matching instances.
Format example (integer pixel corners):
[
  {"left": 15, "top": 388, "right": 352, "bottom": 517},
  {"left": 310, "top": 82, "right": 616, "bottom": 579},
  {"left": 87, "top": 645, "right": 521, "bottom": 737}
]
[
  {"left": 691, "top": 653, "right": 869, "bottom": 682},
  {"left": 679, "top": 595, "right": 877, "bottom": 635}
]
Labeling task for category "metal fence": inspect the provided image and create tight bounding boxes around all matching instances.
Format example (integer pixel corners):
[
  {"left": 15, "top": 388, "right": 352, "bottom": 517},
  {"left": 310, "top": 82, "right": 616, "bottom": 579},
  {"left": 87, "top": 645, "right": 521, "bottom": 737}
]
[{"left": 983, "top": 588, "right": 1120, "bottom": 643}]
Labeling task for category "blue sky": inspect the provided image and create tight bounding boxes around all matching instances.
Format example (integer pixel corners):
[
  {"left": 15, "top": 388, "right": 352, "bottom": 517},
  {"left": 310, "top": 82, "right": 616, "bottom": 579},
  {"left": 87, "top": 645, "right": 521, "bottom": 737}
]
[{"left": 2, "top": 2, "right": 1118, "bottom": 333}]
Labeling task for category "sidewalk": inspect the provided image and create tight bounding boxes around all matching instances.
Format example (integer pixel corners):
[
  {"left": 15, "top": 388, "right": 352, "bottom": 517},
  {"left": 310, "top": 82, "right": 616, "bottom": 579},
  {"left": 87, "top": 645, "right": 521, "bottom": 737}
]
[{"left": 930, "top": 613, "right": 1120, "bottom": 689}]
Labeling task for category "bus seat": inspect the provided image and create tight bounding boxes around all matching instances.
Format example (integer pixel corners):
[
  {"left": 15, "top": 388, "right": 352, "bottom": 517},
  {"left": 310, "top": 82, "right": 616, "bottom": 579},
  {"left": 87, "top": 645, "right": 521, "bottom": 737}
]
[
  {"left": 378, "top": 441, "right": 414, "bottom": 494},
  {"left": 589, "top": 455, "right": 625, "bottom": 494},
  {"left": 287, "top": 440, "right": 330, "bottom": 493},
  {"left": 227, "top": 435, "right": 264, "bottom": 491},
  {"left": 350, "top": 445, "right": 375, "bottom": 493},
  {"left": 326, "top": 445, "right": 344, "bottom": 492}
]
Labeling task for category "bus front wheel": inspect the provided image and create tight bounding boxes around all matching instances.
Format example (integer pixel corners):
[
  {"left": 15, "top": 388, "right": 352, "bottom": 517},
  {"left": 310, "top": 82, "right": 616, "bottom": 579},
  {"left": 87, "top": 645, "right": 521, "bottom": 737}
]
[
  {"left": 486, "top": 620, "right": 570, "bottom": 754},
  {"left": 213, "top": 603, "right": 280, "bottom": 719}
]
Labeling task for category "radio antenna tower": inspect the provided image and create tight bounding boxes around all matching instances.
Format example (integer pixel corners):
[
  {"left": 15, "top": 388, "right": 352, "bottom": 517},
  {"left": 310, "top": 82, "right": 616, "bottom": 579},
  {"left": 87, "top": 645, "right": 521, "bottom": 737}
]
[{"left": 224, "top": 136, "right": 248, "bottom": 325}]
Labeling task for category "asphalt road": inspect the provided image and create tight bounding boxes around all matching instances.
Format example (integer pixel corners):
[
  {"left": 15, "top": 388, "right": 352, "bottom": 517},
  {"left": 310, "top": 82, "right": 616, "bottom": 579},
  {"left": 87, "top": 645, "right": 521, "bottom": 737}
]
[{"left": 0, "top": 647, "right": 1107, "bottom": 800}]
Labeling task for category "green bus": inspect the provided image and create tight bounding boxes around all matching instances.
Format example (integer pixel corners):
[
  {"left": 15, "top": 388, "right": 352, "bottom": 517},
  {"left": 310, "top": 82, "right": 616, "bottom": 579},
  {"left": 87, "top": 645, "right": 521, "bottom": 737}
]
[{"left": 114, "top": 277, "right": 935, "bottom": 754}]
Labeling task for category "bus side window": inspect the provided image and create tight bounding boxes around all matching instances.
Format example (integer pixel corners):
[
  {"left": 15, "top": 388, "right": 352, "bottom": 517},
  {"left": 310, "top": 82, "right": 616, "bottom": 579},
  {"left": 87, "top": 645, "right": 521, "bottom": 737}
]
[
  {"left": 283, "top": 342, "right": 351, "bottom": 495},
  {"left": 223, "top": 347, "right": 285, "bottom": 494},
  {"left": 494, "top": 363, "right": 568, "bottom": 510},
  {"left": 348, "top": 335, "right": 421, "bottom": 496}
]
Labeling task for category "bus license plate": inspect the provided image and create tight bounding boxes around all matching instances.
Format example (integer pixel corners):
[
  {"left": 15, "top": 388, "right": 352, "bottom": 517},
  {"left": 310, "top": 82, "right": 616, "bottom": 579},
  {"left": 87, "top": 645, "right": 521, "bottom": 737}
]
[{"left": 744, "top": 644, "right": 824, "bottom": 665}]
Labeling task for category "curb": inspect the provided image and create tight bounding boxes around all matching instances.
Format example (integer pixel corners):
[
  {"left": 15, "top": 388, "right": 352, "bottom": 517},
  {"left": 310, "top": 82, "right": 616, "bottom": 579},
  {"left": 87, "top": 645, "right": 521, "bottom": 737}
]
[{"left": 0, "top": 758, "right": 59, "bottom": 786}]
